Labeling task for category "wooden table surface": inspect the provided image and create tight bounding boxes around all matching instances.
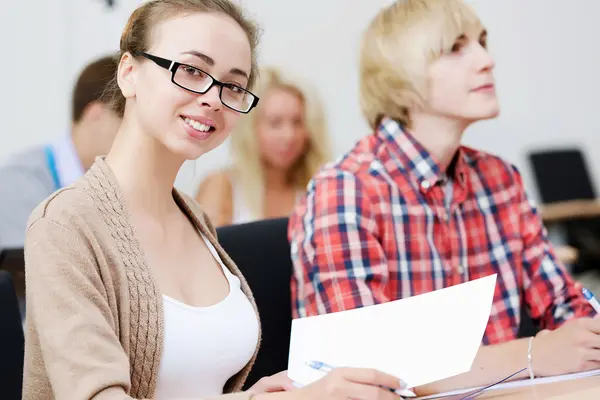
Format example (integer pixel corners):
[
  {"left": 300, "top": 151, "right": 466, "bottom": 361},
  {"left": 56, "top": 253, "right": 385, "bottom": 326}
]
[
  {"left": 539, "top": 199, "right": 600, "bottom": 223},
  {"left": 478, "top": 374, "right": 600, "bottom": 399}
]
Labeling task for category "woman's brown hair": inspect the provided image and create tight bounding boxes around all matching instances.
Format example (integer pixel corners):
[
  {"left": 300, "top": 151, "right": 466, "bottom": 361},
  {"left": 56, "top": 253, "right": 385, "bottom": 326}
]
[{"left": 104, "top": 0, "right": 260, "bottom": 117}]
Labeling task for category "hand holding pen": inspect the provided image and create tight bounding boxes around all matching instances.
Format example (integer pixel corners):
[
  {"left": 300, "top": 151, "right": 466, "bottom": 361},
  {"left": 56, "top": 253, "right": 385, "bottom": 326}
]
[
  {"left": 277, "top": 360, "right": 412, "bottom": 399},
  {"left": 252, "top": 364, "right": 408, "bottom": 400},
  {"left": 519, "top": 287, "right": 600, "bottom": 378},
  {"left": 306, "top": 360, "right": 416, "bottom": 398},
  {"left": 582, "top": 288, "right": 600, "bottom": 315},
  {"left": 250, "top": 363, "right": 409, "bottom": 400}
]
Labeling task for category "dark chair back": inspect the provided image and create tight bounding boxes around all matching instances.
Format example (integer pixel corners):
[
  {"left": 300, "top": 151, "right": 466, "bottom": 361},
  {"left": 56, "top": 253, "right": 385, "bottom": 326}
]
[
  {"left": 0, "top": 270, "right": 25, "bottom": 400},
  {"left": 0, "top": 248, "right": 26, "bottom": 318},
  {"left": 528, "top": 148, "right": 600, "bottom": 273},
  {"left": 517, "top": 305, "right": 539, "bottom": 338},
  {"left": 528, "top": 148, "right": 595, "bottom": 203},
  {"left": 216, "top": 218, "right": 292, "bottom": 389}
]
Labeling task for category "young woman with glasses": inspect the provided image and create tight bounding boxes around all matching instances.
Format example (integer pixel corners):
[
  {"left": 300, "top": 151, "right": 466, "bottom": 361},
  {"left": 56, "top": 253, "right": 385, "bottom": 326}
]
[{"left": 21, "top": 1, "right": 406, "bottom": 399}]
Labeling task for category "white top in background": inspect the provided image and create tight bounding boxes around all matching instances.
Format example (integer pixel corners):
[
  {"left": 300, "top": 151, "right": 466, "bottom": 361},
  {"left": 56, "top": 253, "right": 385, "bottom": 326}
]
[
  {"left": 154, "top": 233, "right": 260, "bottom": 399},
  {"left": 230, "top": 173, "right": 256, "bottom": 225}
]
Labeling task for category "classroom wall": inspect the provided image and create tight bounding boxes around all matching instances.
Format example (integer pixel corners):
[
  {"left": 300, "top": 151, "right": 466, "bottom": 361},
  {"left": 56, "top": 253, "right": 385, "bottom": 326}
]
[{"left": 1, "top": 0, "right": 599, "bottom": 202}]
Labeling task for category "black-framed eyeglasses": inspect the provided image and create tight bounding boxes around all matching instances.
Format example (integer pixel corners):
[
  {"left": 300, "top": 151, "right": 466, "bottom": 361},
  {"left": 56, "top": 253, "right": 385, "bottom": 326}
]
[{"left": 135, "top": 52, "right": 259, "bottom": 114}]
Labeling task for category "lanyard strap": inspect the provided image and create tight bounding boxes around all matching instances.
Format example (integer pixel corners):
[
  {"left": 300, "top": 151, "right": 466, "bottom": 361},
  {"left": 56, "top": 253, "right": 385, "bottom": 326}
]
[{"left": 44, "top": 145, "right": 61, "bottom": 191}]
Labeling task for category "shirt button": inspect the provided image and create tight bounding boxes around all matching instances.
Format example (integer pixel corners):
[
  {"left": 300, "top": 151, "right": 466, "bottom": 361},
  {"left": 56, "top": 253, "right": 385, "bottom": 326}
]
[
  {"left": 421, "top": 180, "right": 431, "bottom": 189},
  {"left": 457, "top": 265, "right": 465, "bottom": 275}
]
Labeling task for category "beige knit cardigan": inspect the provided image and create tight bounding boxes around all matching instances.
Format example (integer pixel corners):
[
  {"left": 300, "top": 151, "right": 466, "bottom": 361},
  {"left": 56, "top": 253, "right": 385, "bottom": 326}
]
[{"left": 22, "top": 157, "right": 261, "bottom": 400}]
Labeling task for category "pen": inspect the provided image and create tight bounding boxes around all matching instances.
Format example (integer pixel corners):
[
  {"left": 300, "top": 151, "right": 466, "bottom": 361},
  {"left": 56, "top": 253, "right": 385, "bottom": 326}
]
[
  {"left": 582, "top": 287, "right": 600, "bottom": 314},
  {"left": 307, "top": 360, "right": 417, "bottom": 398}
]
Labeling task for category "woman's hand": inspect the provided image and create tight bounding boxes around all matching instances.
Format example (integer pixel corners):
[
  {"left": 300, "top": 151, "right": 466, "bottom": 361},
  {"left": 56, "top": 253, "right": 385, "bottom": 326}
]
[
  {"left": 253, "top": 367, "right": 407, "bottom": 400},
  {"left": 247, "top": 371, "right": 296, "bottom": 394}
]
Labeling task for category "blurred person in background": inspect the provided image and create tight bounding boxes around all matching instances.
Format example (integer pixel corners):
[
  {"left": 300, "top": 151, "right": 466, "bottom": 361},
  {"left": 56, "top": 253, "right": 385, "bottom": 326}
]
[
  {"left": 195, "top": 67, "right": 331, "bottom": 226},
  {"left": 0, "top": 55, "right": 120, "bottom": 249}
]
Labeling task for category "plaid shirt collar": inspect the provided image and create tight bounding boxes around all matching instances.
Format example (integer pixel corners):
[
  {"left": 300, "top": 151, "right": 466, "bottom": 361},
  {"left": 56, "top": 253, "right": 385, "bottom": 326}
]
[{"left": 376, "top": 117, "right": 472, "bottom": 193}]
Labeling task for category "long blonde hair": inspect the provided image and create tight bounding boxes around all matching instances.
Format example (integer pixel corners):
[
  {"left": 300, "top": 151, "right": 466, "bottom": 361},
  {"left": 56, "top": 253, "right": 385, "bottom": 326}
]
[{"left": 229, "top": 67, "right": 331, "bottom": 218}]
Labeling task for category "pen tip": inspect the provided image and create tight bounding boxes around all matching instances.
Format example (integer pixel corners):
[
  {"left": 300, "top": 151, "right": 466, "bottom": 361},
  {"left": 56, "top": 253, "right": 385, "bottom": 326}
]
[{"left": 306, "top": 360, "right": 327, "bottom": 370}]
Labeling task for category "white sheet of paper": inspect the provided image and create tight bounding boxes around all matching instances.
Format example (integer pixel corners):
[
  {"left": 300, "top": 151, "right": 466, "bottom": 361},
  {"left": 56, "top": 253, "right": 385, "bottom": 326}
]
[{"left": 287, "top": 274, "right": 497, "bottom": 389}]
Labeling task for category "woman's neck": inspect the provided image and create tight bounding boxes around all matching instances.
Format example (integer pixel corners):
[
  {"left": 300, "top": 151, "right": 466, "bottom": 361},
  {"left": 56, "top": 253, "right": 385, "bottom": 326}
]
[
  {"left": 263, "top": 164, "right": 292, "bottom": 191},
  {"left": 105, "top": 121, "right": 184, "bottom": 217}
]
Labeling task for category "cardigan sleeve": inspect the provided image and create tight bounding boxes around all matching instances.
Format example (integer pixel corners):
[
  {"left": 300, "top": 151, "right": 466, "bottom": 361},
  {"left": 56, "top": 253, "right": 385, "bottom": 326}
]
[
  {"left": 23, "top": 217, "right": 255, "bottom": 400},
  {"left": 24, "top": 217, "right": 139, "bottom": 399}
]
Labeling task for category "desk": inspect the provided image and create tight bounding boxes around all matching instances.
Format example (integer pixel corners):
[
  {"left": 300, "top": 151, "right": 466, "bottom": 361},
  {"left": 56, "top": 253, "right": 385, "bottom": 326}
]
[
  {"left": 479, "top": 374, "right": 600, "bottom": 399},
  {"left": 539, "top": 199, "right": 600, "bottom": 223},
  {"left": 554, "top": 245, "right": 578, "bottom": 265}
]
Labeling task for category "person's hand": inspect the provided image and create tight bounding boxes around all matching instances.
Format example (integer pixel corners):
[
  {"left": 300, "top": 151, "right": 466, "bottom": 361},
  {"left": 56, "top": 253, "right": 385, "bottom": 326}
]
[
  {"left": 290, "top": 367, "right": 406, "bottom": 399},
  {"left": 247, "top": 371, "right": 296, "bottom": 394},
  {"left": 532, "top": 316, "right": 600, "bottom": 376}
]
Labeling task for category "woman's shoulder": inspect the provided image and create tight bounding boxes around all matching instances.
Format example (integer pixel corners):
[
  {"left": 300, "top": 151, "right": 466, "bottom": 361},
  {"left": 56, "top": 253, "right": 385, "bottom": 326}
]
[
  {"left": 27, "top": 185, "right": 98, "bottom": 231},
  {"left": 194, "top": 169, "right": 235, "bottom": 227},
  {"left": 25, "top": 179, "right": 114, "bottom": 256},
  {"left": 24, "top": 181, "right": 129, "bottom": 287},
  {"left": 196, "top": 169, "right": 234, "bottom": 197},
  {"left": 195, "top": 169, "right": 234, "bottom": 208}
]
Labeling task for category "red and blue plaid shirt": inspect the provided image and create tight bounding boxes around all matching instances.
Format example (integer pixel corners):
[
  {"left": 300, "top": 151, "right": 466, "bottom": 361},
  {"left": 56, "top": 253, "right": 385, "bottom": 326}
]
[{"left": 289, "top": 117, "right": 593, "bottom": 344}]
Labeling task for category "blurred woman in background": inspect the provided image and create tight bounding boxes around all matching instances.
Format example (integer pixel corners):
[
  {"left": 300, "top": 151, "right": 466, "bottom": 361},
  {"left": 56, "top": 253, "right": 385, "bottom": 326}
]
[{"left": 195, "top": 67, "right": 331, "bottom": 226}]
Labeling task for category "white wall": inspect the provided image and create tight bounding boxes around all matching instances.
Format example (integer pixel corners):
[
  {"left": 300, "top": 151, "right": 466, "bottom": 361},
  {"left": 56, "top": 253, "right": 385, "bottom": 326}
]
[
  {"left": 464, "top": 0, "right": 600, "bottom": 201},
  {"left": 0, "top": 1, "right": 70, "bottom": 153},
  {"left": 0, "top": 0, "right": 140, "bottom": 157},
  {"left": 2, "top": 0, "right": 599, "bottom": 202}
]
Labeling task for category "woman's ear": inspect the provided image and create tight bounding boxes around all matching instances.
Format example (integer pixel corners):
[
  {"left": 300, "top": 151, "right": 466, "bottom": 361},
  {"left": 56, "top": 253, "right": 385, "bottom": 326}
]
[{"left": 117, "top": 52, "right": 137, "bottom": 100}]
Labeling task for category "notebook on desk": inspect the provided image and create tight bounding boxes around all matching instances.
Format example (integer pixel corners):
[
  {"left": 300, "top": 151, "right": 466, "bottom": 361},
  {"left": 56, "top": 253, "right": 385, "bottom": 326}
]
[{"left": 417, "top": 368, "right": 600, "bottom": 399}]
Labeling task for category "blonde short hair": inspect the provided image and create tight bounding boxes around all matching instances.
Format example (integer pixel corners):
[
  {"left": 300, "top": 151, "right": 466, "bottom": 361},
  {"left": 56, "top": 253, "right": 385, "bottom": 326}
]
[
  {"left": 359, "top": 0, "right": 483, "bottom": 129},
  {"left": 230, "top": 67, "right": 331, "bottom": 218}
]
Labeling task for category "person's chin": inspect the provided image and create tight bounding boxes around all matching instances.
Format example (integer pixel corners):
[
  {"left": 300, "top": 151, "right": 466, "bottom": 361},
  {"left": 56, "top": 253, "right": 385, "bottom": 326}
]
[
  {"left": 484, "top": 105, "right": 500, "bottom": 120},
  {"left": 176, "top": 127, "right": 228, "bottom": 158},
  {"left": 471, "top": 103, "right": 500, "bottom": 121},
  {"left": 268, "top": 157, "right": 298, "bottom": 171},
  {"left": 162, "top": 138, "right": 214, "bottom": 161}
]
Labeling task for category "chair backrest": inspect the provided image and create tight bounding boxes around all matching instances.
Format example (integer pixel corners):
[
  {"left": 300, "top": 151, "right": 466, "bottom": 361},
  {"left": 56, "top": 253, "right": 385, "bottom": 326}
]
[
  {"left": 528, "top": 148, "right": 596, "bottom": 203},
  {"left": 216, "top": 218, "right": 292, "bottom": 389},
  {"left": 0, "top": 270, "right": 25, "bottom": 399},
  {"left": 528, "top": 149, "right": 600, "bottom": 273},
  {"left": 517, "top": 304, "right": 539, "bottom": 339},
  {"left": 0, "top": 248, "right": 26, "bottom": 318}
]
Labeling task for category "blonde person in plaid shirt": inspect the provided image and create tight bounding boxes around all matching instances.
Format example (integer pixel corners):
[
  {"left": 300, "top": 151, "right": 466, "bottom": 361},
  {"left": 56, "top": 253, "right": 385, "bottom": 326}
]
[{"left": 289, "top": 0, "right": 600, "bottom": 396}]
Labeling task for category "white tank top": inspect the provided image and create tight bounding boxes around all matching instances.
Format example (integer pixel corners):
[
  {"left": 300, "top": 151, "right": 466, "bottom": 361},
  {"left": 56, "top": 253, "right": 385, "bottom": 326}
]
[
  {"left": 231, "top": 176, "right": 255, "bottom": 225},
  {"left": 154, "top": 233, "right": 260, "bottom": 399}
]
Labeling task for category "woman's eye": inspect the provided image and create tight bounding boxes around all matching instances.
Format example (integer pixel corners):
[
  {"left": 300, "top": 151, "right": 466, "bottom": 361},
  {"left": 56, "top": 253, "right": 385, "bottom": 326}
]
[{"left": 184, "top": 67, "right": 205, "bottom": 78}]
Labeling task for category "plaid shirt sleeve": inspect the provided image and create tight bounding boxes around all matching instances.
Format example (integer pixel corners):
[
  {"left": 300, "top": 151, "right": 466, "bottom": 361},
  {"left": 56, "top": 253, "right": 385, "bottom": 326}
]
[
  {"left": 289, "top": 171, "right": 391, "bottom": 318},
  {"left": 515, "top": 168, "right": 594, "bottom": 328}
]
